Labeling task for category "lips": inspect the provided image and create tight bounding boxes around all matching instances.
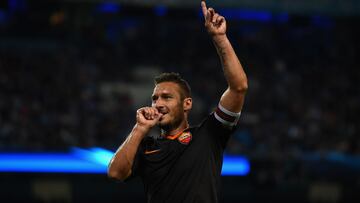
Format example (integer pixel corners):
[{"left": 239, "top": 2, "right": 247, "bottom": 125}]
[
  {"left": 159, "top": 113, "right": 166, "bottom": 119},
  {"left": 158, "top": 111, "right": 167, "bottom": 121},
  {"left": 158, "top": 109, "right": 168, "bottom": 115},
  {"left": 156, "top": 108, "right": 168, "bottom": 121}
]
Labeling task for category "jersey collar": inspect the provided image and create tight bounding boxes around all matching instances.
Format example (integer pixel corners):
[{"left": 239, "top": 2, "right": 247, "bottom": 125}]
[{"left": 162, "top": 127, "right": 190, "bottom": 140}]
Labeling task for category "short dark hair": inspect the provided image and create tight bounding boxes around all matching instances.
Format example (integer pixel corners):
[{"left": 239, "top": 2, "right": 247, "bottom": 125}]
[{"left": 154, "top": 72, "right": 191, "bottom": 99}]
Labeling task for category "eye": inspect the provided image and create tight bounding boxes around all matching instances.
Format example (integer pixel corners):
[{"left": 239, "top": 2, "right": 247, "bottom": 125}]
[
  {"left": 152, "top": 95, "right": 158, "bottom": 101},
  {"left": 163, "top": 95, "right": 172, "bottom": 100}
]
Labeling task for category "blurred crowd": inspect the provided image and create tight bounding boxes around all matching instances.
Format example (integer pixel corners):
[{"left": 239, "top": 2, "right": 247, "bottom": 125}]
[{"left": 0, "top": 4, "right": 359, "bottom": 160}]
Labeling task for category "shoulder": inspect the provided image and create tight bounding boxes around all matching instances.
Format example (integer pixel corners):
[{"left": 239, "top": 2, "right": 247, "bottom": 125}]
[{"left": 190, "top": 104, "right": 241, "bottom": 149}]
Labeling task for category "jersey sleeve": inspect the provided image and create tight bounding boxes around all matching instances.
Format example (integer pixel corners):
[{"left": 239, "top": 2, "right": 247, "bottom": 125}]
[
  {"left": 198, "top": 103, "right": 241, "bottom": 150},
  {"left": 214, "top": 103, "right": 241, "bottom": 128}
]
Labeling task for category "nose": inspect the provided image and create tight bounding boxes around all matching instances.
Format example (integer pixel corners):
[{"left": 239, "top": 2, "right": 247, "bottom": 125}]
[
  {"left": 152, "top": 99, "right": 164, "bottom": 108},
  {"left": 152, "top": 100, "right": 166, "bottom": 113}
]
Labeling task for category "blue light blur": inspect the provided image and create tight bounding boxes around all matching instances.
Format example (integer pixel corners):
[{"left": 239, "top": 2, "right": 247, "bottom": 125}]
[
  {"left": 222, "top": 156, "right": 250, "bottom": 176},
  {"left": 217, "top": 9, "right": 272, "bottom": 22},
  {"left": 72, "top": 147, "right": 113, "bottom": 166},
  {"left": 274, "top": 12, "right": 289, "bottom": 23},
  {"left": 154, "top": 5, "right": 167, "bottom": 17},
  {"left": 0, "top": 153, "right": 105, "bottom": 173},
  {"left": 8, "top": 0, "right": 27, "bottom": 12},
  {"left": 97, "top": 2, "right": 120, "bottom": 14},
  {"left": 0, "top": 10, "right": 7, "bottom": 24},
  {"left": 311, "top": 15, "right": 333, "bottom": 28},
  {"left": 0, "top": 148, "right": 250, "bottom": 175},
  {"left": 198, "top": 8, "right": 289, "bottom": 24}
]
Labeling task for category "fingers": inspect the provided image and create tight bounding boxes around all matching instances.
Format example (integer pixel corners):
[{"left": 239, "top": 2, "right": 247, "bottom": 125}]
[
  {"left": 212, "top": 13, "right": 219, "bottom": 23},
  {"left": 143, "top": 108, "right": 156, "bottom": 120},
  {"left": 136, "top": 107, "right": 163, "bottom": 129},
  {"left": 215, "top": 16, "right": 225, "bottom": 26},
  {"left": 138, "top": 107, "right": 160, "bottom": 120},
  {"left": 218, "top": 16, "right": 225, "bottom": 24},
  {"left": 208, "top": 8, "right": 215, "bottom": 23},
  {"left": 201, "top": 1, "right": 215, "bottom": 22},
  {"left": 201, "top": 2, "right": 224, "bottom": 26},
  {"left": 201, "top": 1, "right": 207, "bottom": 19}
]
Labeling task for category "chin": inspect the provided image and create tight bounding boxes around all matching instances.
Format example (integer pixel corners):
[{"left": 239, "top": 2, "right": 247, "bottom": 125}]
[
  {"left": 158, "top": 120, "right": 170, "bottom": 128},
  {"left": 157, "top": 118, "right": 174, "bottom": 130}
]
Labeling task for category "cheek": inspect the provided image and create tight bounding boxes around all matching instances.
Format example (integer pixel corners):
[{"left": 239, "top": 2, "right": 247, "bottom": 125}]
[
  {"left": 167, "top": 100, "right": 183, "bottom": 114},
  {"left": 173, "top": 104, "right": 184, "bottom": 115}
]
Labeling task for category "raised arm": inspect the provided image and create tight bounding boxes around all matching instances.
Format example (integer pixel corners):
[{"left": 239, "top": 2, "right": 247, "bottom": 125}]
[
  {"left": 108, "top": 107, "right": 162, "bottom": 181},
  {"left": 201, "top": 1, "right": 248, "bottom": 113}
]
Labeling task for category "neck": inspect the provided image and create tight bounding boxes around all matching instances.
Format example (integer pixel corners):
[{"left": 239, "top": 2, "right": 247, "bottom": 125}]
[{"left": 161, "top": 121, "right": 189, "bottom": 137}]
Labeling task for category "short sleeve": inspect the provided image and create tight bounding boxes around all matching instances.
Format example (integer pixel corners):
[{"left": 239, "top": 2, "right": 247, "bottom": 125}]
[{"left": 201, "top": 104, "right": 241, "bottom": 149}]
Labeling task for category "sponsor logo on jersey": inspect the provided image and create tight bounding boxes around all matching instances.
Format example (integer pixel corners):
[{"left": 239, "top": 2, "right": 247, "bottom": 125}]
[{"left": 177, "top": 131, "right": 192, "bottom": 145}]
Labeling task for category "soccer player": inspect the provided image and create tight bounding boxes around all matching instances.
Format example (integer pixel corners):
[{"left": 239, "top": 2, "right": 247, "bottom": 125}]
[{"left": 108, "top": 1, "right": 248, "bottom": 202}]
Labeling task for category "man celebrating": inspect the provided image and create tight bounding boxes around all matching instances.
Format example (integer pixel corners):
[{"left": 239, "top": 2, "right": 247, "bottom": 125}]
[{"left": 108, "top": 1, "right": 248, "bottom": 202}]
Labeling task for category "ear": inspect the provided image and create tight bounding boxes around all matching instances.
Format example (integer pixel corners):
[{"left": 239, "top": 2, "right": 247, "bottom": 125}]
[{"left": 183, "top": 98, "right": 192, "bottom": 112}]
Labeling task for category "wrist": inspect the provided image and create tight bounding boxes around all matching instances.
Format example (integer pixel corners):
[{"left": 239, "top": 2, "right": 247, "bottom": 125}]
[
  {"left": 212, "top": 34, "right": 228, "bottom": 47},
  {"left": 133, "top": 123, "right": 151, "bottom": 136}
]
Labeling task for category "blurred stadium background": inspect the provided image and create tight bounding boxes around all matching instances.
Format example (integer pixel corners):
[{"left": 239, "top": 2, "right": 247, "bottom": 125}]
[{"left": 0, "top": 0, "right": 359, "bottom": 202}]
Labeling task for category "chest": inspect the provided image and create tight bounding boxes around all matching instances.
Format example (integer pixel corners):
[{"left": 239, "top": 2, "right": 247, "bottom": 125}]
[{"left": 140, "top": 129, "right": 215, "bottom": 180}]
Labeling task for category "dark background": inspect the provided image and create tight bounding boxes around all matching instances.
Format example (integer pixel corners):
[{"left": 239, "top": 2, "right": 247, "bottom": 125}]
[{"left": 0, "top": 0, "right": 359, "bottom": 202}]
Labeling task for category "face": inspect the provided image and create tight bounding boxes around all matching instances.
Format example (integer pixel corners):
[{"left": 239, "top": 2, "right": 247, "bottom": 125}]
[{"left": 151, "top": 82, "right": 189, "bottom": 130}]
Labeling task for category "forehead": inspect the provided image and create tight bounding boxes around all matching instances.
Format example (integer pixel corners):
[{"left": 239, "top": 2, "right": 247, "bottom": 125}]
[{"left": 152, "top": 82, "right": 181, "bottom": 96}]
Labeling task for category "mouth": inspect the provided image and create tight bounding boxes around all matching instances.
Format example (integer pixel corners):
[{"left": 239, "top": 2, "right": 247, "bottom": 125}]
[
  {"left": 156, "top": 108, "right": 168, "bottom": 122},
  {"left": 159, "top": 113, "right": 166, "bottom": 120},
  {"left": 158, "top": 111, "right": 168, "bottom": 121},
  {"left": 158, "top": 109, "right": 168, "bottom": 115}
]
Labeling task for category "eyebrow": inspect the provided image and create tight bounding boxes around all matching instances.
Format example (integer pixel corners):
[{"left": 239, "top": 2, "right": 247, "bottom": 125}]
[{"left": 151, "top": 93, "right": 173, "bottom": 100}]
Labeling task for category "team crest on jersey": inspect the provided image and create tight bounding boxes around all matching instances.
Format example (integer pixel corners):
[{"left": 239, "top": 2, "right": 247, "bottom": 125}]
[{"left": 177, "top": 131, "right": 192, "bottom": 145}]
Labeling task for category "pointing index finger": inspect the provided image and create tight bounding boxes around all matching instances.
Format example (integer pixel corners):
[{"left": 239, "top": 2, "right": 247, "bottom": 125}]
[{"left": 201, "top": 1, "right": 208, "bottom": 19}]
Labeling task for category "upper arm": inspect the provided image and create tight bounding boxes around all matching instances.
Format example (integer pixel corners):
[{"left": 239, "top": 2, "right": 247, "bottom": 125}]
[
  {"left": 219, "top": 87, "right": 246, "bottom": 113},
  {"left": 214, "top": 88, "right": 244, "bottom": 128}
]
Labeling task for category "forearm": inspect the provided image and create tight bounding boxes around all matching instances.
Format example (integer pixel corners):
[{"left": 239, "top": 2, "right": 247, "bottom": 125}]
[
  {"left": 108, "top": 124, "right": 148, "bottom": 181},
  {"left": 201, "top": 1, "right": 248, "bottom": 112},
  {"left": 213, "top": 35, "right": 248, "bottom": 92}
]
